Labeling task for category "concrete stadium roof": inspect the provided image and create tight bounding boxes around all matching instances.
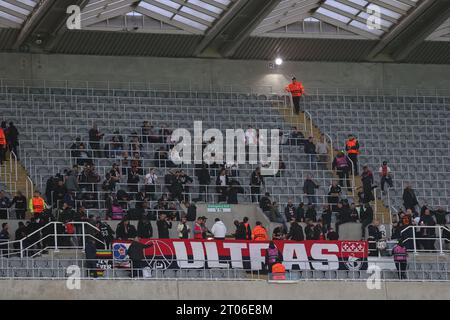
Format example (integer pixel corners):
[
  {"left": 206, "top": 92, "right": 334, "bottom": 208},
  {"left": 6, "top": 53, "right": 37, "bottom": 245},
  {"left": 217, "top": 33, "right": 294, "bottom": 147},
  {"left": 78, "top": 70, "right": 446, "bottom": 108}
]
[{"left": 0, "top": 0, "right": 449, "bottom": 63}]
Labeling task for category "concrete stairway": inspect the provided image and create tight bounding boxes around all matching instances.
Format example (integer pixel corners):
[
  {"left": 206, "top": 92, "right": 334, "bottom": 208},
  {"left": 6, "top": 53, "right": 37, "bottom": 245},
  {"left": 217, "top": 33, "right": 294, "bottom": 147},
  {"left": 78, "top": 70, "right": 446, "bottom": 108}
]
[
  {"left": 276, "top": 101, "right": 391, "bottom": 225},
  {"left": 0, "top": 151, "right": 33, "bottom": 199}
]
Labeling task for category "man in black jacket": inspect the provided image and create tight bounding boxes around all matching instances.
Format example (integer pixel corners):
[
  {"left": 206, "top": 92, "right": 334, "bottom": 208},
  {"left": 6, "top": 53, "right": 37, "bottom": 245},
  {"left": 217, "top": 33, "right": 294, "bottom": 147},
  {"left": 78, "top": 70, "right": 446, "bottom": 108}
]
[
  {"left": 185, "top": 201, "right": 197, "bottom": 222},
  {"left": 227, "top": 179, "right": 244, "bottom": 204},
  {"left": 303, "top": 175, "right": 319, "bottom": 206},
  {"left": 115, "top": 218, "right": 137, "bottom": 240},
  {"left": 157, "top": 213, "right": 172, "bottom": 239},
  {"left": 284, "top": 200, "right": 296, "bottom": 222},
  {"left": 304, "top": 136, "right": 317, "bottom": 170},
  {"left": 196, "top": 164, "right": 211, "bottom": 201},
  {"left": 127, "top": 237, "right": 152, "bottom": 278},
  {"left": 137, "top": 216, "right": 153, "bottom": 238},
  {"left": 259, "top": 192, "right": 272, "bottom": 213},
  {"left": 402, "top": 184, "right": 419, "bottom": 212},
  {"left": 7, "top": 122, "right": 19, "bottom": 159},
  {"left": 250, "top": 167, "right": 264, "bottom": 203},
  {"left": 287, "top": 218, "right": 304, "bottom": 241},
  {"left": 88, "top": 123, "right": 104, "bottom": 158}
]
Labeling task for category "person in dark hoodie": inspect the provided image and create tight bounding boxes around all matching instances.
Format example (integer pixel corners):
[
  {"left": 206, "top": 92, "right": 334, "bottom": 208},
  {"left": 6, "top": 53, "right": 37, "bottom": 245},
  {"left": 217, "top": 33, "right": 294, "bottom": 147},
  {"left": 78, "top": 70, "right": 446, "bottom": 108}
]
[
  {"left": 419, "top": 209, "right": 436, "bottom": 251},
  {"left": 303, "top": 175, "right": 319, "bottom": 206},
  {"left": 127, "top": 237, "right": 152, "bottom": 278},
  {"left": 287, "top": 218, "right": 304, "bottom": 241},
  {"left": 402, "top": 184, "right": 419, "bottom": 212},
  {"left": 7, "top": 122, "right": 19, "bottom": 159},
  {"left": 115, "top": 217, "right": 137, "bottom": 240},
  {"left": 227, "top": 179, "right": 244, "bottom": 204},
  {"left": 137, "top": 216, "right": 153, "bottom": 239},
  {"left": 157, "top": 213, "right": 172, "bottom": 239}
]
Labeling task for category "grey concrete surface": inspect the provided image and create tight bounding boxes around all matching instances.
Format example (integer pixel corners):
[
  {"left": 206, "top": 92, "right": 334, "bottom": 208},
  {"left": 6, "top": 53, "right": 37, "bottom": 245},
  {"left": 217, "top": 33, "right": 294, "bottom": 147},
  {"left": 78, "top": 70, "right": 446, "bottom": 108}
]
[
  {"left": 0, "top": 279, "right": 449, "bottom": 300},
  {"left": 1, "top": 53, "right": 450, "bottom": 93}
]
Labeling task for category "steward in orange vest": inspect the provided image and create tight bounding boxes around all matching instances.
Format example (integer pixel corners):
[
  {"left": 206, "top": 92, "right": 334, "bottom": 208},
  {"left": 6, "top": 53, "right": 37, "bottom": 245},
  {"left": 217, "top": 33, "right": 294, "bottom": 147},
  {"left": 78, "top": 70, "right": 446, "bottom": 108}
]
[
  {"left": 271, "top": 261, "right": 286, "bottom": 280},
  {"left": 285, "top": 77, "right": 304, "bottom": 115},
  {"left": 252, "top": 221, "right": 268, "bottom": 241},
  {"left": 29, "top": 191, "right": 47, "bottom": 217},
  {"left": 345, "top": 134, "right": 360, "bottom": 175}
]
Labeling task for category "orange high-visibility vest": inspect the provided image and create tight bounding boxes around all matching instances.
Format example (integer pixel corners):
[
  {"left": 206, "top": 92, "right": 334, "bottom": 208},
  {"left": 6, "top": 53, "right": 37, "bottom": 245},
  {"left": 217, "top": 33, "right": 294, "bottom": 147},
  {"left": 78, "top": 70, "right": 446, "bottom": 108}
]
[
  {"left": 32, "top": 197, "right": 45, "bottom": 213},
  {"left": 0, "top": 128, "right": 5, "bottom": 146},
  {"left": 272, "top": 263, "right": 286, "bottom": 273},
  {"left": 287, "top": 82, "right": 304, "bottom": 97},
  {"left": 252, "top": 226, "right": 268, "bottom": 241},
  {"left": 346, "top": 139, "right": 359, "bottom": 155}
]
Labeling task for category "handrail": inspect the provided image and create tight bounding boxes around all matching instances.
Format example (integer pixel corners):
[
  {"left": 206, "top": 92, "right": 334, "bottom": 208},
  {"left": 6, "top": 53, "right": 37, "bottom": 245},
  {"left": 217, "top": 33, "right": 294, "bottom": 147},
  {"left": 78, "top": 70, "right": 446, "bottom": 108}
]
[
  {"left": 0, "top": 221, "right": 106, "bottom": 258},
  {"left": 400, "top": 225, "right": 450, "bottom": 255}
]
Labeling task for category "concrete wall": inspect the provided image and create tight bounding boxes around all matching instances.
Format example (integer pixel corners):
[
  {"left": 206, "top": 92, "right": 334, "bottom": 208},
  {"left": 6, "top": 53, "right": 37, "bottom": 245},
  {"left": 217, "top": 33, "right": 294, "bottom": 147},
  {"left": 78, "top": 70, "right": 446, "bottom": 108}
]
[
  {"left": 0, "top": 279, "right": 449, "bottom": 300},
  {"left": 1, "top": 53, "right": 450, "bottom": 93}
]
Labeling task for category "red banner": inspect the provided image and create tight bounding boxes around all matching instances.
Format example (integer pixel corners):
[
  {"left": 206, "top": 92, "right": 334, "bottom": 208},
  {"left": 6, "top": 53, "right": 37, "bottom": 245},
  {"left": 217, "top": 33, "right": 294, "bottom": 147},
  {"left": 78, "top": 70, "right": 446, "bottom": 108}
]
[{"left": 113, "top": 239, "right": 368, "bottom": 271}]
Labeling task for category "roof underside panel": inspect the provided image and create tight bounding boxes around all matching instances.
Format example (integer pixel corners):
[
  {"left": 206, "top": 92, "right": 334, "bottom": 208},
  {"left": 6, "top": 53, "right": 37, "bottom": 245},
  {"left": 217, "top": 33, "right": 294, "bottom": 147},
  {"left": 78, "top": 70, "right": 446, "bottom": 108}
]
[
  {"left": 0, "top": 0, "right": 39, "bottom": 28},
  {"left": 232, "top": 37, "right": 378, "bottom": 61},
  {"left": 403, "top": 41, "right": 450, "bottom": 64},
  {"left": 426, "top": 17, "right": 450, "bottom": 41},
  {"left": 50, "top": 30, "right": 202, "bottom": 56},
  {"left": 252, "top": 0, "right": 420, "bottom": 39},
  {"left": 81, "top": 0, "right": 232, "bottom": 34},
  {"left": 0, "top": 27, "right": 19, "bottom": 49}
]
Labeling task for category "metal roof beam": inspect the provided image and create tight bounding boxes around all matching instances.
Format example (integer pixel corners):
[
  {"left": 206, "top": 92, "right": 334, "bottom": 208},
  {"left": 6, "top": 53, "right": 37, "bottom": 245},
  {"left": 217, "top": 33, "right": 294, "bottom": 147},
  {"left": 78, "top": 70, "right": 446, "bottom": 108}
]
[{"left": 368, "top": 0, "right": 450, "bottom": 61}]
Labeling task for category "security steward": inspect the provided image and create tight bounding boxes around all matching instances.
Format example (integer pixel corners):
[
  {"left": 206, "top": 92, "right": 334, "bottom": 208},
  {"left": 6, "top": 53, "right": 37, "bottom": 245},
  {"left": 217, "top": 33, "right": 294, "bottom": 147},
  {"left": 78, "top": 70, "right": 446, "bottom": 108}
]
[
  {"left": 345, "top": 134, "right": 360, "bottom": 176},
  {"left": 285, "top": 77, "right": 305, "bottom": 115}
]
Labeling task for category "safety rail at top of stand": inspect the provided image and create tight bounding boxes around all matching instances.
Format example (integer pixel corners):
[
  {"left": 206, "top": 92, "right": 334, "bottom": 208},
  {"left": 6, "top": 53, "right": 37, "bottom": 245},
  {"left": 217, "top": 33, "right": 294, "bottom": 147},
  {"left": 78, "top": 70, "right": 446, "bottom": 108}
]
[{"left": 1, "top": 79, "right": 450, "bottom": 98}]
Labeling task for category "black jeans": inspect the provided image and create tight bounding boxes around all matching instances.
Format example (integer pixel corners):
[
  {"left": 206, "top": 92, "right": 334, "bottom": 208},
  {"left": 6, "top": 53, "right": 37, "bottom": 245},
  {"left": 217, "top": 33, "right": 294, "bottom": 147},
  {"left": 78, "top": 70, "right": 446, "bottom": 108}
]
[
  {"left": 251, "top": 186, "right": 261, "bottom": 203},
  {"left": 16, "top": 209, "right": 26, "bottom": 220},
  {"left": 348, "top": 154, "right": 358, "bottom": 175},
  {"left": 337, "top": 168, "right": 351, "bottom": 190},
  {"left": 292, "top": 96, "right": 300, "bottom": 114},
  {"left": 380, "top": 176, "right": 393, "bottom": 191},
  {"left": 395, "top": 261, "right": 407, "bottom": 279}
]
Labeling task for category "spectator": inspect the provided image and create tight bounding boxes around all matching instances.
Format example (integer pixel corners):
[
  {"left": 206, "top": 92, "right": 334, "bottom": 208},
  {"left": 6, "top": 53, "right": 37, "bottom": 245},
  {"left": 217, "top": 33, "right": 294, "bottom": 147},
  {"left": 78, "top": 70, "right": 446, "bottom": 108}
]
[
  {"left": 314, "top": 219, "right": 326, "bottom": 240},
  {"left": 304, "top": 220, "right": 315, "bottom": 240},
  {"left": 233, "top": 220, "right": 246, "bottom": 240},
  {"left": 144, "top": 168, "right": 158, "bottom": 201},
  {"left": 116, "top": 217, "right": 137, "bottom": 240},
  {"left": 304, "top": 204, "right": 317, "bottom": 222},
  {"left": 272, "top": 226, "right": 287, "bottom": 240},
  {"left": 7, "top": 122, "right": 19, "bottom": 159},
  {"left": 296, "top": 202, "right": 305, "bottom": 222},
  {"left": 332, "top": 151, "right": 351, "bottom": 191},
  {"left": 327, "top": 227, "right": 339, "bottom": 240},
  {"left": 211, "top": 218, "right": 227, "bottom": 240},
  {"left": 227, "top": 179, "right": 244, "bottom": 204},
  {"left": 53, "top": 180, "right": 68, "bottom": 209},
  {"left": 85, "top": 239, "right": 97, "bottom": 278},
  {"left": 304, "top": 136, "right": 317, "bottom": 170},
  {"left": 96, "top": 219, "right": 115, "bottom": 249},
  {"left": 242, "top": 217, "right": 252, "bottom": 240},
  {"left": 361, "top": 166, "right": 375, "bottom": 204},
  {"left": 321, "top": 205, "right": 332, "bottom": 231},
  {"left": 250, "top": 167, "right": 264, "bottom": 203},
  {"left": 350, "top": 203, "right": 360, "bottom": 222},
  {"left": 345, "top": 134, "right": 360, "bottom": 175},
  {"left": 402, "top": 184, "right": 419, "bottom": 212},
  {"left": 127, "top": 167, "right": 140, "bottom": 195},
  {"left": 185, "top": 201, "right": 197, "bottom": 222},
  {"left": 148, "top": 125, "right": 159, "bottom": 143},
  {"left": 196, "top": 164, "right": 211, "bottom": 201},
  {"left": 434, "top": 207, "right": 449, "bottom": 225},
  {"left": 289, "top": 126, "right": 305, "bottom": 146},
  {"left": 287, "top": 218, "right": 304, "bottom": 241},
  {"left": 177, "top": 216, "right": 191, "bottom": 239},
  {"left": 252, "top": 221, "right": 268, "bottom": 241},
  {"left": 141, "top": 121, "right": 151, "bottom": 144},
  {"left": 137, "top": 216, "right": 153, "bottom": 238},
  {"left": 378, "top": 161, "right": 393, "bottom": 195},
  {"left": 259, "top": 192, "right": 272, "bottom": 213},
  {"left": 315, "top": 134, "right": 329, "bottom": 167},
  {"left": 0, "top": 191, "right": 11, "bottom": 219},
  {"left": 284, "top": 200, "right": 296, "bottom": 222},
  {"left": 157, "top": 213, "right": 172, "bottom": 239},
  {"left": 368, "top": 220, "right": 382, "bottom": 256},
  {"left": 170, "top": 171, "right": 184, "bottom": 202},
  {"left": 0, "top": 223, "right": 9, "bottom": 255},
  {"left": 419, "top": 209, "right": 436, "bottom": 251},
  {"left": 0, "top": 122, "right": 6, "bottom": 165},
  {"left": 303, "top": 175, "right": 319, "bottom": 206},
  {"left": 193, "top": 217, "right": 205, "bottom": 240},
  {"left": 360, "top": 204, "right": 374, "bottom": 238},
  {"left": 109, "top": 163, "right": 121, "bottom": 188},
  {"left": 128, "top": 237, "right": 152, "bottom": 278},
  {"left": 327, "top": 181, "right": 341, "bottom": 212},
  {"left": 70, "top": 137, "right": 82, "bottom": 160},
  {"left": 65, "top": 169, "right": 80, "bottom": 192},
  {"left": 335, "top": 202, "right": 351, "bottom": 234},
  {"left": 89, "top": 123, "right": 104, "bottom": 158},
  {"left": 110, "top": 131, "right": 124, "bottom": 158},
  {"left": 392, "top": 239, "right": 408, "bottom": 280},
  {"left": 265, "top": 242, "right": 282, "bottom": 273},
  {"left": 216, "top": 168, "right": 229, "bottom": 202},
  {"left": 14, "top": 222, "right": 27, "bottom": 250}
]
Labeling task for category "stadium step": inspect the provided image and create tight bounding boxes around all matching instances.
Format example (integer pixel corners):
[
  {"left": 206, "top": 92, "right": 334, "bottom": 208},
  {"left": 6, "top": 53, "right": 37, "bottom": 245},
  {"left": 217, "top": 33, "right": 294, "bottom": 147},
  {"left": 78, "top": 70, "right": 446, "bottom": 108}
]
[{"left": 277, "top": 104, "right": 391, "bottom": 225}]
